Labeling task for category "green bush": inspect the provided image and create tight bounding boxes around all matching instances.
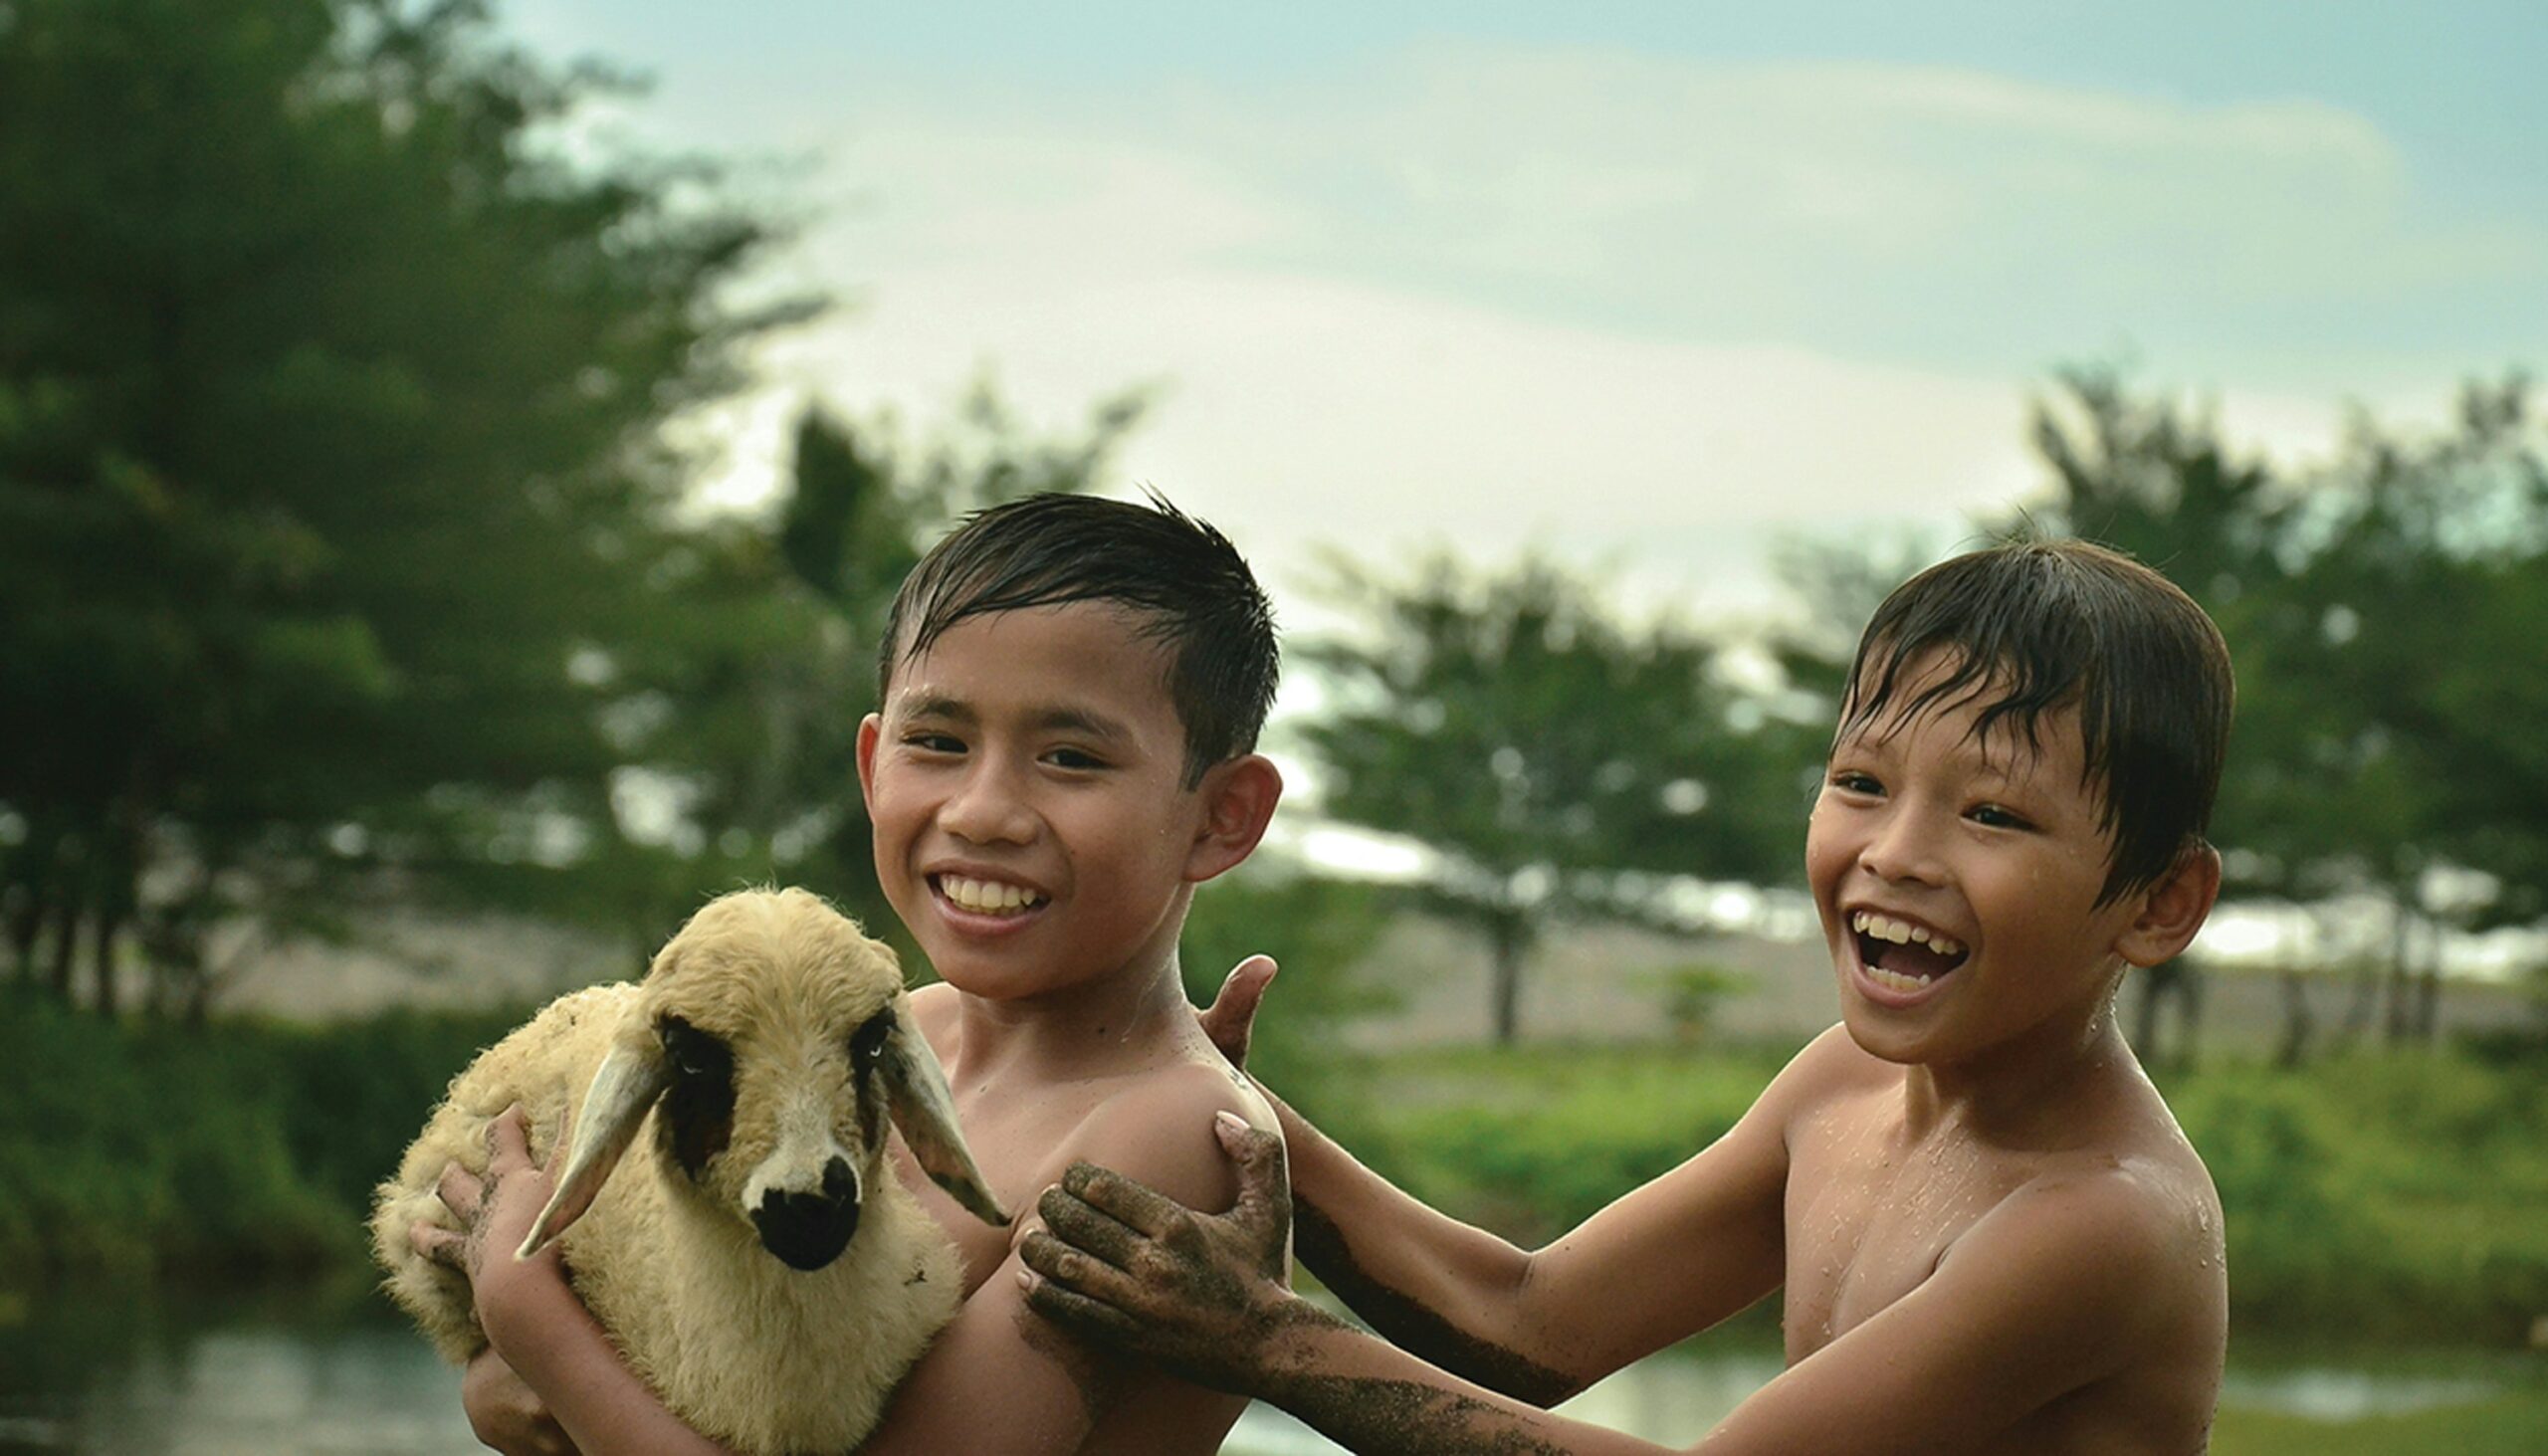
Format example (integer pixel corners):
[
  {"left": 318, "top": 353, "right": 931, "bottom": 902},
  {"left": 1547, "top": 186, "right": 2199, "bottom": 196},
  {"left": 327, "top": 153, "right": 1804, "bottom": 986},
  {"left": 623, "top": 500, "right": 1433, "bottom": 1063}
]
[{"left": 0, "top": 993, "right": 523, "bottom": 1287}]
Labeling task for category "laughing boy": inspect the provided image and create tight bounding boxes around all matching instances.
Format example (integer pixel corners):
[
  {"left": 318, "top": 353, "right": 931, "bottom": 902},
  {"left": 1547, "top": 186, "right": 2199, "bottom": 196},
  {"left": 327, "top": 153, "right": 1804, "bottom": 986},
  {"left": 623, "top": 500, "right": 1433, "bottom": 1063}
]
[{"left": 1024, "top": 538, "right": 2233, "bottom": 1455}]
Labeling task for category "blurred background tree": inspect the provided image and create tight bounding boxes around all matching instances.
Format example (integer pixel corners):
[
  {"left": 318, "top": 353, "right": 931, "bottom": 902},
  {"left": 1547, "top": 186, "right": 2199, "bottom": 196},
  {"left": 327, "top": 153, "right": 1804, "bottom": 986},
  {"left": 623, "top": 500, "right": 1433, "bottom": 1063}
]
[
  {"left": 1299, "top": 553, "right": 1801, "bottom": 1043},
  {"left": 0, "top": 0, "right": 829, "bottom": 1016}
]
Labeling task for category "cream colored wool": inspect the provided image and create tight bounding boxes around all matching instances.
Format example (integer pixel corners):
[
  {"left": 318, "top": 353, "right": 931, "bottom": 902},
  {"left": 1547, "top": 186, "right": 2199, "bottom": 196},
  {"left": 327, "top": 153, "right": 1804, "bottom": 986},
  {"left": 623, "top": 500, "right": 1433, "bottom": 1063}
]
[{"left": 371, "top": 888, "right": 996, "bottom": 1455}]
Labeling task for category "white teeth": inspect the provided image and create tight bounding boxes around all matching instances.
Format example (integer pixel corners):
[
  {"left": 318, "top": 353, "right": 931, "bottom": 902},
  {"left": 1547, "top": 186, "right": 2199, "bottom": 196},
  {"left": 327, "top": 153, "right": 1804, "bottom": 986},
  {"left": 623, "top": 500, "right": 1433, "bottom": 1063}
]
[
  {"left": 940, "top": 875, "right": 1046, "bottom": 916},
  {"left": 1865, "top": 965, "right": 1935, "bottom": 992},
  {"left": 1848, "top": 912, "right": 1966, "bottom": 958}
]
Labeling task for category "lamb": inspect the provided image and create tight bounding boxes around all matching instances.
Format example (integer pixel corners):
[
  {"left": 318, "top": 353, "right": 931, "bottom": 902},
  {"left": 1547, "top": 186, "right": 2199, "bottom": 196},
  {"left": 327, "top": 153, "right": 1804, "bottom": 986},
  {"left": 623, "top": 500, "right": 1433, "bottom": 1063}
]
[{"left": 370, "top": 887, "right": 1009, "bottom": 1455}]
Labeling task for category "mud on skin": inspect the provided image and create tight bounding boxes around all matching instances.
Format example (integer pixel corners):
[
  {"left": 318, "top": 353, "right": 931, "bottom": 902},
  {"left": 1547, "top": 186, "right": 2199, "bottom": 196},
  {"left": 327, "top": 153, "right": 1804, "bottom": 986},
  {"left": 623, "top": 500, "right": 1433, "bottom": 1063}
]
[
  {"left": 1293, "top": 1196, "right": 1578, "bottom": 1408},
  {"left": 1265, "top": 1375, "right": 1572, "bottom": 1456}
]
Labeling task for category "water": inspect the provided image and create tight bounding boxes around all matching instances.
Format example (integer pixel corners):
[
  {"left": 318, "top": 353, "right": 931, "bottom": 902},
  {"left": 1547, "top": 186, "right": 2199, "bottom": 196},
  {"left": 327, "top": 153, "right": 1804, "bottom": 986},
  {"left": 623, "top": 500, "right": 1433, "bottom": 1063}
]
[{"left": 0, "top": 1282, "right": 2536, "bottom": 1453}]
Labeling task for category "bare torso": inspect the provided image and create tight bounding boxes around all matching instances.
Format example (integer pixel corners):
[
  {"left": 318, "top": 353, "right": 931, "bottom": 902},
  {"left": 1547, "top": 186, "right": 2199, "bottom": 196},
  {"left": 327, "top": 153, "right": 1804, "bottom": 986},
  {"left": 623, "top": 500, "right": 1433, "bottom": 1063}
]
[
  {"left": 896, "top": 982, "right": 1266, "bottom": 1455},
  {"left": 1777, "top": 1033, "right": 2227, "bottom": 1455}
]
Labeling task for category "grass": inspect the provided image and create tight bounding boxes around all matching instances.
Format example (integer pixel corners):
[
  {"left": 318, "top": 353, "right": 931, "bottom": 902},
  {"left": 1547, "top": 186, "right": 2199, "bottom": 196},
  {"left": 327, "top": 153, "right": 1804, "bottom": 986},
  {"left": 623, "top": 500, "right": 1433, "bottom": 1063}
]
[{"left": 2212, "top": 1386, "right": 2548, "bottom": 1455}]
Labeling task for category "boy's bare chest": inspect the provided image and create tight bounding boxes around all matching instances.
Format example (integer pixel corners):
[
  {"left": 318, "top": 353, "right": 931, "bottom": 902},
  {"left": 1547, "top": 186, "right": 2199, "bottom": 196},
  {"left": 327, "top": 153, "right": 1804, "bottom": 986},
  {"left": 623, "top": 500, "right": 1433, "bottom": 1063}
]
[
  {"left": 1781, "top": 1124, "right": 2027, "bottom": 1356},
  {"left": 901, "top": 1078, "right": 1119, "bottom": 1291}
]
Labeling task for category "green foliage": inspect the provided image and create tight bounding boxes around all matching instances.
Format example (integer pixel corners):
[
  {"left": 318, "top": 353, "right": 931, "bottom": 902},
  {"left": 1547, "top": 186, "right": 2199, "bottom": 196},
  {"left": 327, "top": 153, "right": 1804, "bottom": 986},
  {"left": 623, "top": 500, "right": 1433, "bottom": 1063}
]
[
  {"left": 0, "top": 0, "right": 807, "bottom": 1010},
  {"left": 2212, "top": 1374, "right": 2548, "bottom": 1456},
  {"left": 0, "top": 991, "right": 521, "bottom": 1286},
  {"left": 1365, "top": 1042, "right": 1793, "bottom": 1245},
  {"left": 1301, "top": 553, "right": 1799, "bottom": 1042},
  {"left": 1640, "top": 959, "right": 1752, "bottom": 1042},
  {"left": 2168, "top": 1054, "right": 2548, "bottom": 1343}
]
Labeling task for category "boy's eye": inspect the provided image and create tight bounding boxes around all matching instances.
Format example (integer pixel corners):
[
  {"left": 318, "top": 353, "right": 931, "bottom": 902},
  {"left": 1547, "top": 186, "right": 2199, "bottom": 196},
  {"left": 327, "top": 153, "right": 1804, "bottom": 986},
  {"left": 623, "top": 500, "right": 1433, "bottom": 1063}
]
[
  {"left": 1969, "top": 803, "right": 2032, "bottom": 830},
  {"left": 903, "top": 730, "right": 964, "bottom": 754},
  {"left": 1044, "top": 746, "right": 1108, "bottom": 771},
  {"left": 1828, "top": 770, "right": 1883, "bottom": 796}
]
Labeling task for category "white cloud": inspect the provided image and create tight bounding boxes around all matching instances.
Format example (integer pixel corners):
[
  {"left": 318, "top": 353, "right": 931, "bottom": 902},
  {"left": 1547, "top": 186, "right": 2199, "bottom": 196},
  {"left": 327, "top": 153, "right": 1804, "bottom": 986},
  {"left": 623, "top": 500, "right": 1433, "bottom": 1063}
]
[{"left": 686, "top": 46, "right": 2484, "bottom": 622}]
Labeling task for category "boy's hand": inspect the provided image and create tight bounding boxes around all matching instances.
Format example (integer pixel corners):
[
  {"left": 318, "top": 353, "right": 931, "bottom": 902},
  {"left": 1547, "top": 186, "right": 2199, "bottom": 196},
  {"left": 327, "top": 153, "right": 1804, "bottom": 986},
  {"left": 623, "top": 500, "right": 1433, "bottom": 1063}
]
[
  {"left": 1018, "top": 1111, "right": 1312, "bottom": 1393},
  {"left": 408, "top": 1104, "right": 571, "bottom": 1353},
  {"left": 1197, "top": 955, "right": 1277, "bottom": 1071}
]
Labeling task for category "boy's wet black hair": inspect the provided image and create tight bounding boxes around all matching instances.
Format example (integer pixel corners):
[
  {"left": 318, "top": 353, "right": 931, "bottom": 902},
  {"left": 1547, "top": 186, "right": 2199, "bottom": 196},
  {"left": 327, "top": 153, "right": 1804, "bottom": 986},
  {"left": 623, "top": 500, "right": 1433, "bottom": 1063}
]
[
  {"left": 1839, "top": 536, "right": 2233, "bottom": 905},
  {"left": 879, "top": 491, "right": 1279, "bottom": 787}
]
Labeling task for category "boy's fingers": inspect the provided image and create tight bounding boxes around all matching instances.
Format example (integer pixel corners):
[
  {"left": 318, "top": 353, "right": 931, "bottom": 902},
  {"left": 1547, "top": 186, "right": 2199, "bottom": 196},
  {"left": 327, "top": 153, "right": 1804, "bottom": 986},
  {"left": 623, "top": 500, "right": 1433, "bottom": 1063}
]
[
  {"left": 1059, "top": 1159, "right": 1184, "bottom": 1236},
  {"left": 410, "top": 1219, "right": 465, "bottom": 1270},
  {"left": 435, "top": 1159, "right": 486, "bottom": 1222},
  {"left": 1022, "top": 1274, "right": 1146, "bottom": 1349},
  {"left": 485, "top": 1104, "right": 533, "bottom": 1169},
  {"left": 1036, "top": 1185, "right": 1146, "bottom": 1269},
  {"left": 1199, "top": 955, "right": 1277, "bottom": 1068},
  {"left": 1213, "top": 1113, "right": 1292, "bottom": 1241},
  {"left": 1018, "top": 1229, "right": 1125, "bottom": 1297}
]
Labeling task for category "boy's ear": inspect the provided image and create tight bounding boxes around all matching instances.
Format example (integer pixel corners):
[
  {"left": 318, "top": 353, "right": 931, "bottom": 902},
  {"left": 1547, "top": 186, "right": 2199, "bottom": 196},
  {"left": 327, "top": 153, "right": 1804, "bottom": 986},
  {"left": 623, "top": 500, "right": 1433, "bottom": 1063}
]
[
  {"left": 2115, "top": 843, "right": 2222, "bottom": 968},
  {"left": 1182, "top": 753, "right": 1283, "bottom": 885},
  {"left": 854, "top": 714, "right": 884, "bottom": 809}
]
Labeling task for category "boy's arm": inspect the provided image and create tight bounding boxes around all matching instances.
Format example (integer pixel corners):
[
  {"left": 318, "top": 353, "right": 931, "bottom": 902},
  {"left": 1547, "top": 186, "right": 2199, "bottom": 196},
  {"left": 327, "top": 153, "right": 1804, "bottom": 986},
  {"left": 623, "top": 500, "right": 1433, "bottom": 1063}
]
[
  {"left": 433, "top": 1086, "right": 1253, "bottom": 1456},
  {"left": 1200, "top": 965, "right": 1809, "bottom": 1398},
  {"left": 1026, "top": 1117, "right": 2200, "bottom": 1454},
  {"left": 1268, "top": 1078, "right": 1787, "bottom": 1401},
  {"left": 421, "top": 1110, "right": 738, "bottom": 1456}
]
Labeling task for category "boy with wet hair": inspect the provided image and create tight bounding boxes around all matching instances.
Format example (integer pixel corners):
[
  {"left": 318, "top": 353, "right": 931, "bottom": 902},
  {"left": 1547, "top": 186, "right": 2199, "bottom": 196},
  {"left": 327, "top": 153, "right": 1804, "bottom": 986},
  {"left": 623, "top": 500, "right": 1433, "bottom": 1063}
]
[
  {"left": 1022, "top": 537, "right": 2234, "bottom": 1455},
  {"left": 420, "top": 492, "right": 1288, "bottom": 1454}
]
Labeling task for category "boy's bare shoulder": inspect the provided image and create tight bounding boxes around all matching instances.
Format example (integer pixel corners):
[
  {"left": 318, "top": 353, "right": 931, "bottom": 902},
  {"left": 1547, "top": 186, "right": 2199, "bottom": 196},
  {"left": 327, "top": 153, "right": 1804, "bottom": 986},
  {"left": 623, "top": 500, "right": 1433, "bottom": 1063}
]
[
  {"left": 1061, "top": 1049, "right": 1269, "bottom": 1215},
  {"left": 1951, "top": 1144, "right": 2227, "bottom": 1388}
]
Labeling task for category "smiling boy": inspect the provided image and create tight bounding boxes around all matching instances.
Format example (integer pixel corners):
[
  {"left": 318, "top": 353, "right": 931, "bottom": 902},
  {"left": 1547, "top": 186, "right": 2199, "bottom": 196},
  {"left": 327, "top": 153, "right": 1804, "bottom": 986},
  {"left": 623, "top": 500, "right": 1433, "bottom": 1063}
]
[
  {"left": 425, "top": 493, "right": 1287, "bottom": 1454},
  {"left": 1022, "top": 538, "right": 2234, "bottom": 1454}
]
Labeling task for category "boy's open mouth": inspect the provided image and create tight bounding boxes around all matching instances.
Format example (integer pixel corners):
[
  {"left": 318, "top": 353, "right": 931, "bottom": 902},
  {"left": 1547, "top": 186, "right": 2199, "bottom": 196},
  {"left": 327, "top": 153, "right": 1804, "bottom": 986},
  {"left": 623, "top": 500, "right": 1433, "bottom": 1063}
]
[
  {"left": 933, "top": 874, "right": 1049, "bottom": 919},
  {"left": 1850, "top": 911, "right": 1970, "bottom": 993}
]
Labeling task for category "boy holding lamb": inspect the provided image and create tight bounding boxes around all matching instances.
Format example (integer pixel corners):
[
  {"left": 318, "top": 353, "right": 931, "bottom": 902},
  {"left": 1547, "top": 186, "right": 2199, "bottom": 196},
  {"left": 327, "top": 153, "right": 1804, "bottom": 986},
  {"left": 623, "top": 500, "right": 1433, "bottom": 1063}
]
[
  {"left": 1018, "top": 538, "right": 2235, "bottom": 1454},
  {"left": 418, "top": 492, "right": 1290, "bottom": 1454}
]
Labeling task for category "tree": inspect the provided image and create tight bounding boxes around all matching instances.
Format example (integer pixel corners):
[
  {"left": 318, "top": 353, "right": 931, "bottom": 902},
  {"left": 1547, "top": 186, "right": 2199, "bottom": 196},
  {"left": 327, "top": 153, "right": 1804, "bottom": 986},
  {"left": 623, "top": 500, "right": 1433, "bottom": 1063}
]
[
  {"left": 2014, "top": 368, "right": 2548, "bottom": 1055},
  {"left": 0, "top": 0, "right": 806, "bottom": 1015},
  {"left": 1299, "top": 553, "right": 1796, "bottom": 1044}
]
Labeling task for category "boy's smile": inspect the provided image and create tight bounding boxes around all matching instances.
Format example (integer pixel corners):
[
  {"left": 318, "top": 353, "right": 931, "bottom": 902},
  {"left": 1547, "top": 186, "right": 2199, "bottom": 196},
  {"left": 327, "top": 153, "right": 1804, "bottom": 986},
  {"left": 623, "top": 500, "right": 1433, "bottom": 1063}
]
[
  {"left": 857, "top": 603, "right": 1238, "bottom": 1004},
  {"left": 1806, "top": 657, "right": 2149, "bottom": 1068}
]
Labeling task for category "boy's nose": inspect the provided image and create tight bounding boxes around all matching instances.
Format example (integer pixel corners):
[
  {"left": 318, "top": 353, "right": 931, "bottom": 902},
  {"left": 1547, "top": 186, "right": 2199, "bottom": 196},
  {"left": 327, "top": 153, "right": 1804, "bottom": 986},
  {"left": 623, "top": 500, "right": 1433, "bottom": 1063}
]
[
  {"left": 1856, "top": 812, "right": 1944, "bottom": 885},
  {"left": 939, "top": 764, "right": 1037, "bottom": 844}
]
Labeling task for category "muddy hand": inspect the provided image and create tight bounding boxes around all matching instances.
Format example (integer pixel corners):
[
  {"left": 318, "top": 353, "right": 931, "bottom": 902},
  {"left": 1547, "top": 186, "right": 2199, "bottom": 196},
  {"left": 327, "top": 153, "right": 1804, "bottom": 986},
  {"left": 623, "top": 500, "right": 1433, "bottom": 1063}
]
[
  {"left": 1197, "top": 955, "right": 1277, "bottom": 1072},
  {"left": 1018, "top": 1112, "right": 1297, "bottom": 1393}
]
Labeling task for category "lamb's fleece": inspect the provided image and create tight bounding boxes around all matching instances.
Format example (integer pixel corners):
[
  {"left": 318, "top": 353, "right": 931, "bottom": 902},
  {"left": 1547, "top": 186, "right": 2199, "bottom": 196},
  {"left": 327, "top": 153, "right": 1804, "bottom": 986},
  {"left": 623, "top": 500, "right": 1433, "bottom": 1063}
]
[{"left": 370, "top": 887, "right": 1006, "bottom": 1455}]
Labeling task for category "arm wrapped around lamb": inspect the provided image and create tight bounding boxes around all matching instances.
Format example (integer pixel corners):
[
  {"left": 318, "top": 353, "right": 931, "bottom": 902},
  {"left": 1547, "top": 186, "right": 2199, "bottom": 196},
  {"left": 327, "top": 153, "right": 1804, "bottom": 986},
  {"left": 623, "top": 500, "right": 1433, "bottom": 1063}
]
[{"left": 371, "top": 888, "right": 1008, "bottom": 1456}]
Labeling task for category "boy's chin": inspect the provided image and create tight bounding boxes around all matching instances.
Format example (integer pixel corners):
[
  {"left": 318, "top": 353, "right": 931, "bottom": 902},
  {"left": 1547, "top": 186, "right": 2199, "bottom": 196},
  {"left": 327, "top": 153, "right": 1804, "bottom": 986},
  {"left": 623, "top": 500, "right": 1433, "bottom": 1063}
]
[{"left": 1836, "top": 1006, "right": 1936, "bottom": 1066}]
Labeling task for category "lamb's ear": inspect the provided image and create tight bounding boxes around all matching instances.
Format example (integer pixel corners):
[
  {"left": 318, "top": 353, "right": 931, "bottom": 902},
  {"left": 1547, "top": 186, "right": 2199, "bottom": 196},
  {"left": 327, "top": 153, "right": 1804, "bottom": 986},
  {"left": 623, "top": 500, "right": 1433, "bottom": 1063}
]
[
  {"left": 880, "top": 1011, "right": 1008, "bottom": 1226},
  {"left": 519, "top": 1037, "right": 671, "bottom": 1259}
]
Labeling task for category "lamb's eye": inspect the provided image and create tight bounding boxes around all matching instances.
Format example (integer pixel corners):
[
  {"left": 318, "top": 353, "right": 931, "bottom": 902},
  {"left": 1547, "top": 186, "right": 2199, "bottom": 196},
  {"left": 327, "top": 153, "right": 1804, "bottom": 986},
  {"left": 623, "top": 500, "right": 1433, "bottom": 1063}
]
[
  {"left": 658, "top": 1017, "right": 731, "bottom": 1080},
  {"left": 849, "top": 1011, "right": 893, "bottom": 1074}
]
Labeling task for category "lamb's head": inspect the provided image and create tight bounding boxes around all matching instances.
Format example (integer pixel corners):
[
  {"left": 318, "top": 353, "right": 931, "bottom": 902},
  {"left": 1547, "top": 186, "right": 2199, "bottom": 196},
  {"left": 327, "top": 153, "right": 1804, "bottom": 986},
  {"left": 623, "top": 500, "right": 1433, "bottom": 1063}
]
[{"left": 519, "top": 888, "right": 1008, "bottom": 1270}]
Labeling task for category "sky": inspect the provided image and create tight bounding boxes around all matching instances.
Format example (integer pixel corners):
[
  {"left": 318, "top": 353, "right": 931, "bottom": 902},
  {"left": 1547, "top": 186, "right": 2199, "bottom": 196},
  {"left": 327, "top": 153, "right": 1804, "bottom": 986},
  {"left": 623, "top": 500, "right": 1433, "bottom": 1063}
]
[
  {"left": 485, "top": 3, "right": 2546, "bottom": 960},
  {"left": 502, "top": 0, "right": 2544, "bottom": 628}
]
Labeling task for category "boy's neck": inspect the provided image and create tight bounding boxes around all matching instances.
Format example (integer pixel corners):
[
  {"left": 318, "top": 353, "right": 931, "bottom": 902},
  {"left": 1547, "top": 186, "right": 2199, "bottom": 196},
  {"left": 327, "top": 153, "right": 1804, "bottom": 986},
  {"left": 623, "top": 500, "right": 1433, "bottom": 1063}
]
[
  {"left": 1899, "top": 994, "right": 2139, "bottom": 1142},
  {"left": 945, "top": 932, "right": 1200, "bottom": 1080}
]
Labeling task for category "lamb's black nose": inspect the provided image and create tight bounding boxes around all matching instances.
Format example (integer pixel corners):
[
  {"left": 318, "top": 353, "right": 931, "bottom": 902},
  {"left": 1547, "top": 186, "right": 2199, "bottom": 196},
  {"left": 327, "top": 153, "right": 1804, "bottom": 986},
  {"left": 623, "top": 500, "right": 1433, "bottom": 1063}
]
[{"left": 751, "top": 1156, "right": 860, "bottom": 1271}]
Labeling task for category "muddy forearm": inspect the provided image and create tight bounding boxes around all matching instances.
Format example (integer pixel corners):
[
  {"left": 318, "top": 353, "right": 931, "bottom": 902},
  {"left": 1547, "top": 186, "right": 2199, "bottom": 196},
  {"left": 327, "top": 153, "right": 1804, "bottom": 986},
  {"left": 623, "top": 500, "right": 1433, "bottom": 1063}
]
[
  {"left": 1271, "top": 1094, "right": 1581, "bottom": 1405},
  {"left": 1250, "top": 1313, "right": 1659, "bottom": 1456}
]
